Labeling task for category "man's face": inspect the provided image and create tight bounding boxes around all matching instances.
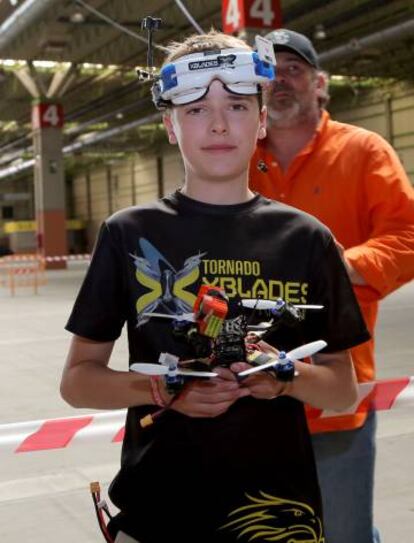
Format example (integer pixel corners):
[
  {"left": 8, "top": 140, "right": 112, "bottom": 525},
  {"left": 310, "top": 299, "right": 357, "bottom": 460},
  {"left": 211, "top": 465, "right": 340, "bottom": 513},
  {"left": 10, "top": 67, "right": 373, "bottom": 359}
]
[
  {"left": 163, "top": 79, "right": 267, "bottom": 183},
  {"left": 266, "top": 51, "right": 321, "bottom": 126}
]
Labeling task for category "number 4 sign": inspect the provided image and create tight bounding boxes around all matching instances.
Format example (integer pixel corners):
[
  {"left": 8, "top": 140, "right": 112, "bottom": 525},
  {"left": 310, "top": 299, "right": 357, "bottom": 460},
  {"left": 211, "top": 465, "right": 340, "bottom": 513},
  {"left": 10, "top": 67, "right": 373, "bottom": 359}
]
[
  {"left": 32, "top": 103, "right": 64, "bottom": 129},
  {"left": 222, "top": 0, "right": 282, "bottom": 34}
]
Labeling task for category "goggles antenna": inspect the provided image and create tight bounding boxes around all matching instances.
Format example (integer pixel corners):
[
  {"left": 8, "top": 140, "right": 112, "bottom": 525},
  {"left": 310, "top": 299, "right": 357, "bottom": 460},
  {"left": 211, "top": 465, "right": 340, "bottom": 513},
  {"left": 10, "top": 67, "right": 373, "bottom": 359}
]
[{"left": 138, "top": 16, "right": 162, "bottom": 80}]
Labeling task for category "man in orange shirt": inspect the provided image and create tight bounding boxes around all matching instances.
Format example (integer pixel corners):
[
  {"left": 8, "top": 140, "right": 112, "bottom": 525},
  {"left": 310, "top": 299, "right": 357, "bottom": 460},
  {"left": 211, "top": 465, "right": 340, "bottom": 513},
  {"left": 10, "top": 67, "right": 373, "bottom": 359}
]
[{"left": 250, "top": 28, "right": 414, "bottom": 543}]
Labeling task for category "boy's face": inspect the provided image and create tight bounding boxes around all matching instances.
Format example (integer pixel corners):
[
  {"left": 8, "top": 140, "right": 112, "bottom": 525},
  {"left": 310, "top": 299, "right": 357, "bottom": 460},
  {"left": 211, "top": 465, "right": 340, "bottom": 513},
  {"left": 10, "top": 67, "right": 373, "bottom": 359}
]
[{"left": 163, "top": 80, "right": 267, "bottom": 183}]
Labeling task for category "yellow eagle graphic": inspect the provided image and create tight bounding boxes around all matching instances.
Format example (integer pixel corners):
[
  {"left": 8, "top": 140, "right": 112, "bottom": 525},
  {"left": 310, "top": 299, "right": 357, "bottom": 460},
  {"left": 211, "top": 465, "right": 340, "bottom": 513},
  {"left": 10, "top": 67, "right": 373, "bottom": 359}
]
[{"left": 220, "top": 491, "right": 324, "bottom": 542}]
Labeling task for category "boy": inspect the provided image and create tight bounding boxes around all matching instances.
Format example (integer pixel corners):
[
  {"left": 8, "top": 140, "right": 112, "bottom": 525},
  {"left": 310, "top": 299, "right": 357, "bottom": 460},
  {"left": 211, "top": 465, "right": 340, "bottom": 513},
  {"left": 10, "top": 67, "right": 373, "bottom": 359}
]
[{"left": 61, "top": 30, "right": 369, "bottom": 543}]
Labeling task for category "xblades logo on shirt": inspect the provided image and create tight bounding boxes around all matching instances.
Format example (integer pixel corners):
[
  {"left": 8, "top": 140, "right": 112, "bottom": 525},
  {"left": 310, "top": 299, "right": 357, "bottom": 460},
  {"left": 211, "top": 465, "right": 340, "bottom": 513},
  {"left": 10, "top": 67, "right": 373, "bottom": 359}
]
[
  {"left": 130, "top": 238, "right": 206, "bottom": 326},
  {"left": 188, "top": 54, "right": 236, "bottom": 71}
]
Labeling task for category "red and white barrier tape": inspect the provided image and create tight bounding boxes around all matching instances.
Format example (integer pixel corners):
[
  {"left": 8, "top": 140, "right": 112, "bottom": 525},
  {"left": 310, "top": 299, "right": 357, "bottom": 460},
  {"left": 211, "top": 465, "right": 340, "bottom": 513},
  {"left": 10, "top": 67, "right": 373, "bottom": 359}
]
[
  {"left": 44, "top": 254, "right": 90, "bottom": 262},
  {"left": 0, "top": 254, "right": 90, "bottom": 263},
  {"left": 307, "top": 376, "right": 413, "bottom": 419},
  {"left": 1, "top": 377, "right": 412, "bottom": 454}
]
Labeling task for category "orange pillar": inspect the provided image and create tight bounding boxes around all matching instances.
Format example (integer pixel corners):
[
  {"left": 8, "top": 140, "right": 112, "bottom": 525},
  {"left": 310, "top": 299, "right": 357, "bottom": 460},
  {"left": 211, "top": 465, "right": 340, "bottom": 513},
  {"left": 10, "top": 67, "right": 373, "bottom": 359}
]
[{"left": 32, "top": 101, "right": 67, "bottom": 269}]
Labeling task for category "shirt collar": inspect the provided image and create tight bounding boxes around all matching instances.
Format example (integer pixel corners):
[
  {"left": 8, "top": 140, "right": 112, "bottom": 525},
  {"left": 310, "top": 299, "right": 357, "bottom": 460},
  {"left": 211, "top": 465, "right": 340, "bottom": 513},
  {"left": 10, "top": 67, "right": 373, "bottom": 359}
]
[{"left": 258, "top": 109, "right": 330, "bottom": 157}]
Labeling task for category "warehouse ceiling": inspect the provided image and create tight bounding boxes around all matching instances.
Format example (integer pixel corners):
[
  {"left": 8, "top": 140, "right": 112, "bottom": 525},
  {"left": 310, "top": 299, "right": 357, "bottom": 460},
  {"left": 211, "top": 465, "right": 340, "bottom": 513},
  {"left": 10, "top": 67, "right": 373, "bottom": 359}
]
[{"left": 1, "top": 0, "right": 414, "bottom": 178}]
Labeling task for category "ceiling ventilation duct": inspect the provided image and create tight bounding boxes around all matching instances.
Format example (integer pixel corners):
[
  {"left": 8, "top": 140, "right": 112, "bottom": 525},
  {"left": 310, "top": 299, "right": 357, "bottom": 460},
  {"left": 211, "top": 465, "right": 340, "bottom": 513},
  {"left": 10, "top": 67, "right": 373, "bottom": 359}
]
[
  {"left": 0, "top": 0, "right": 62, "bottom": 54},
  {"left": 319, "top": 18, "right": 414, "bottom": 66}
]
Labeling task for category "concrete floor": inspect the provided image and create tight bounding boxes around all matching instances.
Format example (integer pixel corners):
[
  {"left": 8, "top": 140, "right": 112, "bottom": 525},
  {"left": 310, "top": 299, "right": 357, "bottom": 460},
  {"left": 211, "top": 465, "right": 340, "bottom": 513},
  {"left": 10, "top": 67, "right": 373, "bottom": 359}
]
[{"left": 0, "top": 263, "right": 413, "bottom": 542}]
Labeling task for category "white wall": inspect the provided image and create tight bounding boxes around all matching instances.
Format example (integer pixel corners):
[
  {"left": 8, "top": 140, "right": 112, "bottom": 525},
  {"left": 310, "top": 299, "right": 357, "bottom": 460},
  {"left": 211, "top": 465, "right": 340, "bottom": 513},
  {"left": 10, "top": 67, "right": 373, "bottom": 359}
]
[
  {"left": 331, "top": 87, "right": 414, "bottom": 183},
  {"left": 72, "top": 146, "right": 184, "bottom": 246}
]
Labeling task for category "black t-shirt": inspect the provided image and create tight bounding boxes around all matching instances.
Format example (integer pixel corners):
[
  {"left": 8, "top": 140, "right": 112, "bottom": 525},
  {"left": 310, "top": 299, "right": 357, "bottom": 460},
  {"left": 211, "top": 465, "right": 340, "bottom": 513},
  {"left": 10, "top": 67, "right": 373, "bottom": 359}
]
[{"left": 66, "top": 191, "right": 369, "bottom": 543}]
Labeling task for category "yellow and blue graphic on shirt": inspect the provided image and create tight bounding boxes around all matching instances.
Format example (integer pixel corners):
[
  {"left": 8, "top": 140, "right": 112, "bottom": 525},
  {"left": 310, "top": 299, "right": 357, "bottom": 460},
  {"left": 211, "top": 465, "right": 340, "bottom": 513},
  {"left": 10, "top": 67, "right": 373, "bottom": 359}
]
[
  {"left": 220, "top": 491, "right": 324, "bottom": 542},
  {"left": 130, "top": 238, "right": 309, "bottom": 324},
  {"left": 130, "top": 238, "right": 205, "bottom": 325}
]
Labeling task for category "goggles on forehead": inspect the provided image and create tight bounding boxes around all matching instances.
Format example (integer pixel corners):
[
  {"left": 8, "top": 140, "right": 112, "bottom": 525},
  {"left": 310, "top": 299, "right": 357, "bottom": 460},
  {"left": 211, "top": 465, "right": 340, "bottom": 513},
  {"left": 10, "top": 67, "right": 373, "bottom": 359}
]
[{"left": 152, "top": 48, "right": 275, "bottom": 109}]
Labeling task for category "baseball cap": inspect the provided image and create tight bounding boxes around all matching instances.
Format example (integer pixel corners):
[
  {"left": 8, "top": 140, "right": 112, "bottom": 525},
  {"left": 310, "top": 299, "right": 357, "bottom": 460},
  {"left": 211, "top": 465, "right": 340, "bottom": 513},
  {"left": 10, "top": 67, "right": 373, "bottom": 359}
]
[{"left": 264, "top": 29, "right": 319, "bottom": 68}]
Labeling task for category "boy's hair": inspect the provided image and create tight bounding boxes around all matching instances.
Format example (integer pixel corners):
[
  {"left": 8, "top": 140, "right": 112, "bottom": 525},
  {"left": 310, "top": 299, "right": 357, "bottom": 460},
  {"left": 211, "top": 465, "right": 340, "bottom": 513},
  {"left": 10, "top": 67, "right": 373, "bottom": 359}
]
[{"left": 163, "top": 29, "right": 251, "bottom": 65}]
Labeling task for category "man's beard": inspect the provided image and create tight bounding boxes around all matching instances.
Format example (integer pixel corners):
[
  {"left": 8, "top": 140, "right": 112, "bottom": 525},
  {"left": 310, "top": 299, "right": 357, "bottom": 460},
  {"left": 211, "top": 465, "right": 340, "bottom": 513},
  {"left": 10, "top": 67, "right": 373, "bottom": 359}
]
[
  {"left": 266, "top": 84, "right": 314, "bottom": 128},
  {"left": 267, "top": 99, "right": 302, "bottom": 128}
]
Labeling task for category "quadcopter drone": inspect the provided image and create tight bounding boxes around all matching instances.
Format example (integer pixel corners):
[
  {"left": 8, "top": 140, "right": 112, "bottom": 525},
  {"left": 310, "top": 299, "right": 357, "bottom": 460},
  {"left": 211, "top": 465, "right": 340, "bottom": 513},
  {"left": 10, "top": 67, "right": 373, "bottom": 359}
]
[
  {"left": 131, "top": 285, "right": 326, "bottom": 391},
  {"left": 131, "top": 339, "right": 327, "bottom": 384}
]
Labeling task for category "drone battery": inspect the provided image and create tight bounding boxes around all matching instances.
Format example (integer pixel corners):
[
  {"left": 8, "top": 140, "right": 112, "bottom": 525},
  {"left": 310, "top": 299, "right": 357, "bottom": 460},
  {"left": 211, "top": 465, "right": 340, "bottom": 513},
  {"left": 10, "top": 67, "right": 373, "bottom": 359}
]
[{"left": 194, "top": 285, "right": 228, "bottom": 338}]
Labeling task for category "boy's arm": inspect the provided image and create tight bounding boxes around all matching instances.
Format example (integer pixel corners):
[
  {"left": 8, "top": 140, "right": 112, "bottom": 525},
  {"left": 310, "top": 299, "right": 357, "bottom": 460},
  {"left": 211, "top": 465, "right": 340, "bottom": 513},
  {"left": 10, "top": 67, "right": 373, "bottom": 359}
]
[
  {"left": 60, "top": 335, "right": 154, "bottom": 409},
  {"left": 61, "top": 335, "right": 248, "bottom": 414},
  {"left": 288, "top": 350, "right": 357, "bottom": 410}
]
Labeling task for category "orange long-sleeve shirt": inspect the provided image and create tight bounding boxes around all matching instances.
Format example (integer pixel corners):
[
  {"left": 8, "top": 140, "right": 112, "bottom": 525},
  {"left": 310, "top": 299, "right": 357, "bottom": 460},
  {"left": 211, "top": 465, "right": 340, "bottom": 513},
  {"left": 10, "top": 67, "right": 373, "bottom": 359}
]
[{"left": 250, "top": 110, "right": 414, "bottom": 432}]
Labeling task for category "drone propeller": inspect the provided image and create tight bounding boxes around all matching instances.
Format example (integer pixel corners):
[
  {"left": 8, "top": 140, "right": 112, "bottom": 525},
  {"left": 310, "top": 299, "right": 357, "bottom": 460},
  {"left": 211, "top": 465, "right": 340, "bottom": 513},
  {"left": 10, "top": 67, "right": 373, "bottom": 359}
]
[
  {"left": 292, "top": 304, "right": 324, "bottom": 310},
  {"left": 130, "top": 363, "right": 168, "bottom": 376},
  {"left": 247, "top": 322, "right": 272, "bottom": 332},
  {"left": 238, "top": 339, "right": 327, "bottom": 377},
  {"left": 130, "top": 363, "right": 218, "bottom": 378},
  {"left": 287, "top": 340, "right": 327, "bottom": 361},
  {"left": 142, "top": 312, "right": 196, "bottom": 322},
  {"left": 241, "top": 299, "right": 323, "bottom": 311}
]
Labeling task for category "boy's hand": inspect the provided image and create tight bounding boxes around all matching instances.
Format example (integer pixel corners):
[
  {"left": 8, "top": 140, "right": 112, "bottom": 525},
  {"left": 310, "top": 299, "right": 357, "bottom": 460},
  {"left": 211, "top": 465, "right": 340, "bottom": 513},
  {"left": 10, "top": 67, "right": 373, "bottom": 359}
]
[
  {"left": 231, "top": 362, "right": 290, "bottom": 400},
  {"left": 171, "top": 366, "right": 249, "bottom": 418},
  {"left": 239, "top": 340, "right": 289, "bottom": 399},
  {"left": 246, "top": 336, "right": 279, "bottom": 356}
]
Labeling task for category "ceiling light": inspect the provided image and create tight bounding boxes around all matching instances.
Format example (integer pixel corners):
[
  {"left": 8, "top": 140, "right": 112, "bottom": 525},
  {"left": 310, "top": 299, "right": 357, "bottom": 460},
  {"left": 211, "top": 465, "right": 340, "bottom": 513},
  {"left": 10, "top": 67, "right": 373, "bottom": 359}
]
[
  {"left": 33, "top": 60, "right": 58, "bottom": 68},
  {"left": 70, "top": 12, "right": 85, "bottom": 24},
  {"left": 314, "top": 24, "right": 326, "bottom": 41}
]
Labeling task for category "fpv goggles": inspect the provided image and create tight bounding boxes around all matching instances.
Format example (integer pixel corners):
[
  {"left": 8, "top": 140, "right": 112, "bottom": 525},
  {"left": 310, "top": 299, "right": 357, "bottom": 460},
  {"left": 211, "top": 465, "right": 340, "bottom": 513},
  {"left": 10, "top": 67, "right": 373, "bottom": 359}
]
[{"left": 152, "top": 48, "right": 275, "bottom": 109}]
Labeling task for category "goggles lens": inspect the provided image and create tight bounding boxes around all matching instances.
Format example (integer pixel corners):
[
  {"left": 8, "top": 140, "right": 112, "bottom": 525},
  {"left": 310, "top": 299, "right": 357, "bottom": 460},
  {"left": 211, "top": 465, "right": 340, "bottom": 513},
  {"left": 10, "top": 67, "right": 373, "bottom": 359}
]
[
  {"left": 169, "top": 87, "right": 208, "bottom": 106},
  {"left": 153, "top": 49, "right": 274, "bottom": 108}
]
